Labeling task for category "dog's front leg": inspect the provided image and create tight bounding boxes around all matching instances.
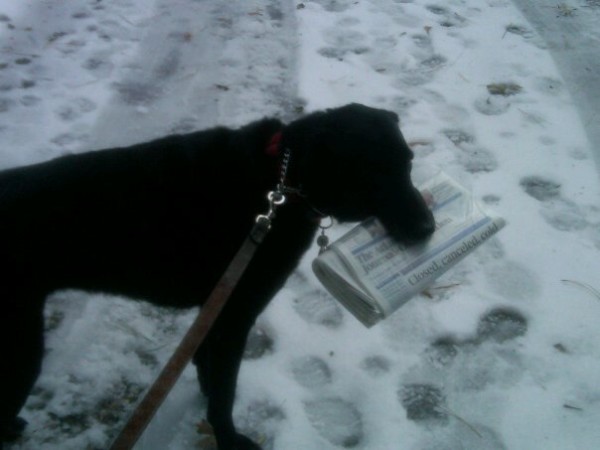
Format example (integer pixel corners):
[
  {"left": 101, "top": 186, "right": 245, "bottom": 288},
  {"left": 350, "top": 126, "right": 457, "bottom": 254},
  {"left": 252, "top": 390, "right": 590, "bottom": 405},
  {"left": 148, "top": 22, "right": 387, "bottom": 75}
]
[
  {"left": 194, "top": 255, "right": 303, "bottom": 449},
  {"left": 195, "top": 311, "right": 262, "bottom": 450},
  {"left": 195, "top": 209, "right": 318, "bottom": 449}
]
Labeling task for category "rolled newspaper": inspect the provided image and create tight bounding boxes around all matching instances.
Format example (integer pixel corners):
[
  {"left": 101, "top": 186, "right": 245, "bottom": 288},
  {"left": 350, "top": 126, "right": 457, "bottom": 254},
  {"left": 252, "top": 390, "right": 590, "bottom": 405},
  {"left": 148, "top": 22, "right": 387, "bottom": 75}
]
[{"left": 312, "top": 172, "right": 506, "bottom": 327}]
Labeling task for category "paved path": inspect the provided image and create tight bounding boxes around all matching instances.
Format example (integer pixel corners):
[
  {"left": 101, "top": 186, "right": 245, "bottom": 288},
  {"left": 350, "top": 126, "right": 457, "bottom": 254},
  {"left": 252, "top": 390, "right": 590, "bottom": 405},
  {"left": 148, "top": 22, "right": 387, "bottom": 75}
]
[{"left": 511, "top": 0, "right": 600, "bottom": 173}]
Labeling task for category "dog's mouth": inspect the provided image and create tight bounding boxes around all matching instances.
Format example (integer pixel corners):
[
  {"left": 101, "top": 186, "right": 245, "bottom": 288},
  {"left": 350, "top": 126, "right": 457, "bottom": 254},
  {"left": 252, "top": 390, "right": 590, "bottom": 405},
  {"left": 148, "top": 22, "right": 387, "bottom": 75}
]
[
  {"left": 400, "top": 216, "right": 436, "bottom": 245},
  {"left": 384, "top": 214, "right": 435, "bottom": 246},
  {"left": 377, "top": 187, "right": 436, "bottom": 246}
]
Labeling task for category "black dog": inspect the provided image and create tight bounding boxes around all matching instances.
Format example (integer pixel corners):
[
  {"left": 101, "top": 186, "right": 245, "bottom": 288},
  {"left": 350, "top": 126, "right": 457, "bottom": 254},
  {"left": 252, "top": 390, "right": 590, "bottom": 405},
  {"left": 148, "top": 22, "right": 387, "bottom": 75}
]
[{"left": 0, "top": 104, "right": 435, "bottom": 449}]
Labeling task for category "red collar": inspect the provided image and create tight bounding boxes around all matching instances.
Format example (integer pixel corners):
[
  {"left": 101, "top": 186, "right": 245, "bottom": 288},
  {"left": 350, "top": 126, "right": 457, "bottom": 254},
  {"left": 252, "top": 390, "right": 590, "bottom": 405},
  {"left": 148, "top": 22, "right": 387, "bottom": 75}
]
[{"left": 266, "top": 131, "right": 283, "bottom": 158}]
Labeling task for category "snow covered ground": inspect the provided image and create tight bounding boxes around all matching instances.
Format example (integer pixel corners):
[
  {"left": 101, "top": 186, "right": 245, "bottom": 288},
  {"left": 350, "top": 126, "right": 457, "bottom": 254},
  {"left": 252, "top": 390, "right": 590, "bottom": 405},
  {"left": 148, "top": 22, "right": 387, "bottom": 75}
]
[{"left": 1, "top": 0, "right": 599, "bottom": 449}]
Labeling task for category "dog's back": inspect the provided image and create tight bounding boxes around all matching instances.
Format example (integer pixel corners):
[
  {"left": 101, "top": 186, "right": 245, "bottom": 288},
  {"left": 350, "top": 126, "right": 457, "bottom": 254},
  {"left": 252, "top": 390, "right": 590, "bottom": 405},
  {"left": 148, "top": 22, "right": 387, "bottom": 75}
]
[{"left": 0, "top": 128, "right": 250, "bottom": 305}]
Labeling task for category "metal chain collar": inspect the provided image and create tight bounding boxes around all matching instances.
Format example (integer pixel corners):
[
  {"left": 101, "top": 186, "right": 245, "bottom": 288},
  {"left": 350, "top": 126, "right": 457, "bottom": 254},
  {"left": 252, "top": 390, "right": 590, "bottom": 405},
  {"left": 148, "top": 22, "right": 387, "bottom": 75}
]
[
  {"left": 251, "top": 147, "right": 293, "bottom": 243},
  {"left": 252, "top": 147, "right": 333, "bottom": 252},
  {"left": 277, "top": 147, "right": 304, "bottom": 197}
]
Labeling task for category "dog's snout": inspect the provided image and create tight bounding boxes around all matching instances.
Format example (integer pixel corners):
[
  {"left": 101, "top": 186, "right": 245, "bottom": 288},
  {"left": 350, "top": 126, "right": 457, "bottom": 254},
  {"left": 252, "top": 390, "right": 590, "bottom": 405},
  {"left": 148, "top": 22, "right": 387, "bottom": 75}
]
[
  {"left": 414, "top": 210, "right": 436, "bottom": 240},
  {"left": 401, "top": 210, "right": 435, "bottom": 245},
  {"left": 414, "top": 211, "right": 435, "bottom": 236},
  {"left": 377, "top": 187, "right": 436, "bottom": 246}
]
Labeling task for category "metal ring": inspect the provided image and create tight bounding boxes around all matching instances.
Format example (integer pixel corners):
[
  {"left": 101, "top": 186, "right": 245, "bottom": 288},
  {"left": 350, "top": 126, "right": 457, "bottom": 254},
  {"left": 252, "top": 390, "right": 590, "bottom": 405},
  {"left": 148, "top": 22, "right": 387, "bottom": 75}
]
[
  {"left": 319, "top": 216, "right": 334, "bottom": 230},
  {"left": 268, "top": 191, "right": 286, "bottom": 205},
  {"left": 255, "top": 214, "right": 271, "bottom": 226}
]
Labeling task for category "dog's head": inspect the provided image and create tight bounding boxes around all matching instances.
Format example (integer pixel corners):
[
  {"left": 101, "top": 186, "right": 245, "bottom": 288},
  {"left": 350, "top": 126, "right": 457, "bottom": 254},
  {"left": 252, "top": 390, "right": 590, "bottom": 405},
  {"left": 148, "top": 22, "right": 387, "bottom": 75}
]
[{"left": 284, "top": 103, "right": 435, "bottom": 245}]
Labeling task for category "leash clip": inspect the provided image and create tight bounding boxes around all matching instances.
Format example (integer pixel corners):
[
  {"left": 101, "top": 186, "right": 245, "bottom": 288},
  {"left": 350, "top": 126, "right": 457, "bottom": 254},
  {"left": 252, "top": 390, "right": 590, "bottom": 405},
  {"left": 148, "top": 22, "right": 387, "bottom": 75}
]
[{"left": 252, "top": 190, "right": 286, "bottom": 244}]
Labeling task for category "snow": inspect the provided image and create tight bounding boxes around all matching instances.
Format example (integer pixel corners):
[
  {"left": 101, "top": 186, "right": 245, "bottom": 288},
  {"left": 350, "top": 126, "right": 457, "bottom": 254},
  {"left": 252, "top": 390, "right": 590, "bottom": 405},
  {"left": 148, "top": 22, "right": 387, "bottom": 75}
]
[{"left": 1, "top": 0, "right": 599, "bottom": 449}]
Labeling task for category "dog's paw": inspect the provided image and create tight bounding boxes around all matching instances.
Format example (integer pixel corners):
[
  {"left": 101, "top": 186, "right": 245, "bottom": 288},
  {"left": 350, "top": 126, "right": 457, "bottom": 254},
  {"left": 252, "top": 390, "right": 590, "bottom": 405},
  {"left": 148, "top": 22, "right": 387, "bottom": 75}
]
[
  {"left": 215, "top": 432, "right": 262, "bottom": 450},
  {"left": 233, "top": 433, "right": 262, "bottom": 450}
]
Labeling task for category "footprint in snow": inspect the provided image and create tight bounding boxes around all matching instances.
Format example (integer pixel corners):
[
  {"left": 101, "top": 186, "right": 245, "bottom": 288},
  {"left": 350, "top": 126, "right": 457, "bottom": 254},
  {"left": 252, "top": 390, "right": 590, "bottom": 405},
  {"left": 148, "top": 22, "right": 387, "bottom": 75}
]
[
  {"left": 475, "top": 308, "right": 528, "bottom": 344},
  {"left": 392, "top": 53, "right": 448, "bottom": 87},
  {"left": 360, "top": 355, "right": 392, "bottom": 377},
  {"left": 319, "top": 28, "right": 370, "bottom": 61},
  {"left": 55, "top": 97, "right": 97, "bottom": 122},
  {"left": 51, "top": 132, "right": 90, "bottom": 150},
  {"left": 540, "top": 199, "right": 589, "bottom": 232},
  {"left": 416, "top": 423, "right": 507, "bottom": 450},
  {"left": 426, "top": 5, "right": 450, "bottom": 16},
  {"left": 401, "top": 306, "right": 528, "bottom": 434},
  {"left": 114, "top": 80, "right": 162, "bottom": 106},
  {"left": 425, "top": 335, "right": 461, "bottom": 368},
  {"left": 425, "top": 4, "right": 468, "bottom": 28},
  {"left": 292, "top": 289, "right": 344, "bottom": 328},
  {"left": 399, "top": 383, "right": 449, "bottom": 424},
  {"left": 474, "top": 95, "right": 511, "bottom": 116},
  {"left": 243, "top": 326, "right": 274, "bottom": 359},
  {"left": 485, "top": 260, "right": 541, "bottom": 301},
  {"left": 520, "top": 175, "right": 561, "bottom": 201},
  {"left": 0, "top": 98, "right": 15, "bottom": 114},
  {"left": 286, "top": 333, "right": 362, "bottom": 446},
  {"left": 443, "top": 129, "right": 498, "bottom": 173},
  {"left": 83, "top": 54, "right": 115, "bottom": 78},
  {"left": 309, "top": 0, "right": 353, "bottom": 13},
  {"left": 410, "top": 33, "right": 433, "bottom": 54},
  {"left": 154, "top": 49, "right": 181, "bottom": 80},
  {"left": 425, "top": 306, "right": 529, "bottom": 362},
  {"left": 291, "top": 355, "right": 332, "bottom": 388},
  {"left": 236, "top": 400, "right": 285, "bottom": 450},
  {"left": 304, "top": 398, "right": 364, "bottom": 447},
  {"left": 482, "top": 194, "right": 501, "bottom": 206},
  {"left": 504, "top": 24, "right": 535, "bottom": 39},
  {"left": 386, "top": 95, "right": 418, "bottom": 120},
  {"left": 520, "top": 175, "right": 590, "bottom": 232}
]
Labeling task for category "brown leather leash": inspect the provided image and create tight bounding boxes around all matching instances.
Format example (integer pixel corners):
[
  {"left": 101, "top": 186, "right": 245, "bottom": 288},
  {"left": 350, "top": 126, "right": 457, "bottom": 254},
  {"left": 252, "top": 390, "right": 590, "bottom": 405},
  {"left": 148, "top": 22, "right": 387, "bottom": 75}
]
[{"left": 108, "top": 192, "right": 282, "bottom": 450}]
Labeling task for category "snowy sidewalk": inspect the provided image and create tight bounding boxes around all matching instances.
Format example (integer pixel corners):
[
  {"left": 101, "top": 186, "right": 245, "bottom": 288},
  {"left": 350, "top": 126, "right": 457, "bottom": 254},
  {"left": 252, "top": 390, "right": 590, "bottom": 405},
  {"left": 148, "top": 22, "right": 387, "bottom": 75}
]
[
  {"left": 511, "top": 0, "right": 600, "bottom": 172},
  {"left": 1, "top": 0, "right": 600, "bottom": 449}
]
